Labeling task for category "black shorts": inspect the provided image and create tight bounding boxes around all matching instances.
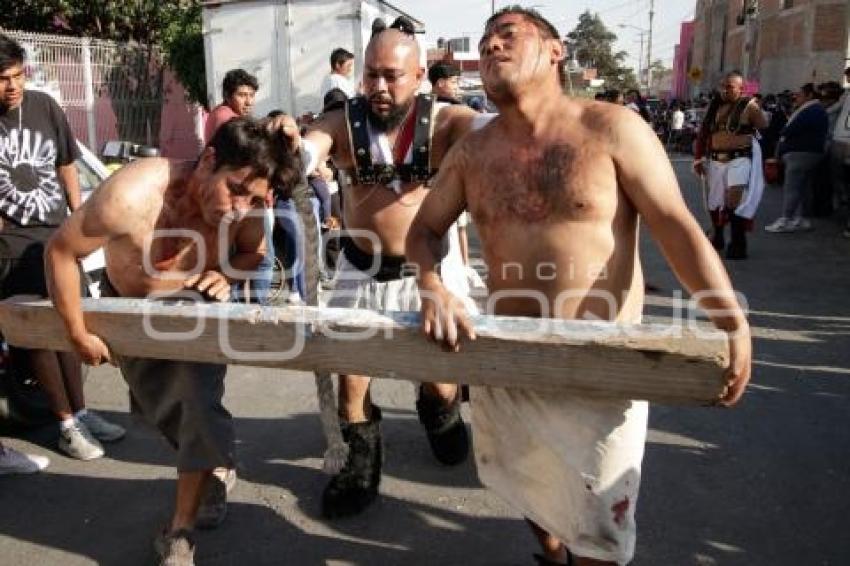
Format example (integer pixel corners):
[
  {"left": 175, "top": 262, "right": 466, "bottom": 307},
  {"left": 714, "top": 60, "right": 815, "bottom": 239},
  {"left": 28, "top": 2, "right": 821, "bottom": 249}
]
[{"left": 0, "top": 256, "right": 48, "bottom": 299}]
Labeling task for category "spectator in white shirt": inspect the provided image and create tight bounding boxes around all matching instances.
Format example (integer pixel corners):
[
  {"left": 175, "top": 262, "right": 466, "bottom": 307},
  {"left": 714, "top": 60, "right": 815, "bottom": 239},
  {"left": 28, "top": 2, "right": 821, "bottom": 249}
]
[{"left": 320, "top": 47, "right": 356, "bottom": 99}]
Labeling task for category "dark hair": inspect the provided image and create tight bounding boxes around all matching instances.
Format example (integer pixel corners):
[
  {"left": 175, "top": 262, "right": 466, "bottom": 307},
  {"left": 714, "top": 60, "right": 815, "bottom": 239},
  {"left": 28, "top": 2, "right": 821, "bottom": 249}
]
[
  {"left": 484, "top": 6, "right": 565, "bottom": 84},
  {"left": 322, "top": 88, "right": 348, "bottom": 113},
  {"left": 606, "top": 89, "right": 621, "bottom": 102},
  {"left": 371, "top": 16, "right": 416, "bottom": 39},
  {"left": 800, "top": 82, "right": 818, "bottom": 99},
  {"left": 0, "top": 34, "right": 26, "bottom": 74},
  {"left": 266, "top": 109, "right": 285, "bottom": 118},
  {"left": 428, "top": 62, "right": 460, "bottom": 85},
  {"left": 819, "top": 81, "right": 843, "bottom": 101},
  {"left": 207, "top": 117, "right": 301, "bottom": 194},
  {"left": 845, "top": 67, "right": 850, "bottom": 77},
  {"left": 329, "top": 48, "right": 354, "bottom": 70},
  {"left": 222, "top": 69, "right": 259, "bottom": 100}
]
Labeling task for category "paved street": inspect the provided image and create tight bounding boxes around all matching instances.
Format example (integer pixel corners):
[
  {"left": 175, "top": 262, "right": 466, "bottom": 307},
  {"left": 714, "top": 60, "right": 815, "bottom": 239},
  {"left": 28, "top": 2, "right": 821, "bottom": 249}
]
[{"left": 2, "top": 157, "right": 849, "bottom": 566}]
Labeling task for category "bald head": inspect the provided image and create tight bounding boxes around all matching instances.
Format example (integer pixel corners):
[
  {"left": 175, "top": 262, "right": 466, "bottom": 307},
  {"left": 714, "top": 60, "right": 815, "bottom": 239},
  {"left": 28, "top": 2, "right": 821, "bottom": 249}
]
[{"left": 365, "top": 28, "right": 420, "bottom": 65}]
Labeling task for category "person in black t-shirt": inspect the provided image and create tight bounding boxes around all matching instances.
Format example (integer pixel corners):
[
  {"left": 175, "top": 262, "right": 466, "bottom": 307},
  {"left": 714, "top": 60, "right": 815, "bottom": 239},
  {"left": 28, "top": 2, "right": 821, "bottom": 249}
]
[
  {"left": 428, "top": 62, "right": 462, "bottom": 105},
  {"left": 0, "top": 33, "right": 125, "bottom": 459}
]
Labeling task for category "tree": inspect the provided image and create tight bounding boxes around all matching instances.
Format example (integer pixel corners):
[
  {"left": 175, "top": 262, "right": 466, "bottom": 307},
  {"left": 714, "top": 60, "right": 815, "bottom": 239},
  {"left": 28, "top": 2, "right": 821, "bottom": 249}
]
[
  {"left": 566, "top": 11, "right": 638, "bottom": 91},
  {"left": 0, "top": 1, "right": 207, "bottom": 108},
  {"left": 159, "top": 2, "right": 207, "bottom": 109}
]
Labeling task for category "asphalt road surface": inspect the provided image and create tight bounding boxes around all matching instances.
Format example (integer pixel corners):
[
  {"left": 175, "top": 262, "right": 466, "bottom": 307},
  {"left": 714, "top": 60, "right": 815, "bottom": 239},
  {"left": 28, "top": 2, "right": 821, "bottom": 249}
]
[{"left": 1, "top": 156, "right": 848, "bottom": 565}]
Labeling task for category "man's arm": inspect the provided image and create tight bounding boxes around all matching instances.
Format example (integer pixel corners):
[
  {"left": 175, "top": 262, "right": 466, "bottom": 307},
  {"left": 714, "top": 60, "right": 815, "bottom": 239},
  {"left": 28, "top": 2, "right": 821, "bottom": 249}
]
[
  {"left": 406, "top": 140, "right": 475, "bottom": 350},
  {"left": 45, "top": 161, "right": 149, "bottom": 365},
  {"left": 611, "top": 108, "right": 751, "bottom": 406},
  {"left": 268, "top": 110, "right": 339, "bottom": 176},
  {"left": 57, "top": 162, "right": 81, "bottom": 212},
  {"left": 746, "top": 100, "right": 768, "bottom": 131}
]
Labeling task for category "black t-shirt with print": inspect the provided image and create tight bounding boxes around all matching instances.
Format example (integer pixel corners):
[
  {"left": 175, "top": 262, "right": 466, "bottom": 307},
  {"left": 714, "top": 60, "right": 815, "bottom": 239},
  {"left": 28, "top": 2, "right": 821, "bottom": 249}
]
[{"left": 0, "top": 89, "right": 80, "bottom": 259}]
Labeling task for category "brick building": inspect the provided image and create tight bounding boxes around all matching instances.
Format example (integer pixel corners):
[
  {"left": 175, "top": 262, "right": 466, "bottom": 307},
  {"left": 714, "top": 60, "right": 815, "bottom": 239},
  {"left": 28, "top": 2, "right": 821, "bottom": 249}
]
[
  {"left": 691, "top": 0, "right": 849, "bottom": 95},
  {"left": 672, "top": 21, "right": 696, "bottom": 100}
]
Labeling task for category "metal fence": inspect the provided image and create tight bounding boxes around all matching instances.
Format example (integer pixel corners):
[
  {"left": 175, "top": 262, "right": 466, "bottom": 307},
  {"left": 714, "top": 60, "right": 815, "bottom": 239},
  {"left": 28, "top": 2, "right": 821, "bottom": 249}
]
[{"left": 2, "top": 29, "right": 199, "bottom": 157}]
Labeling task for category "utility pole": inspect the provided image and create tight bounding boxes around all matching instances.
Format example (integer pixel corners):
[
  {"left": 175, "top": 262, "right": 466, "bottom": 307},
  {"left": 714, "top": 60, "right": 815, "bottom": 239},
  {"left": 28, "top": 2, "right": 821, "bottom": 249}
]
[
  {"left": 637, "top": 32, "right": 645, "bottom": 90},
  {"left": 492, "top": 0, "right": 495, "bottom": 15},
  {"left": 741, "top": 0, "right": 758, "bottom": 83},
  {"left": 646, "top": 0, "right": 655, "bottom": 96},
  {"left": 845, "top": 0, "right": 850, "bottom": 86}
]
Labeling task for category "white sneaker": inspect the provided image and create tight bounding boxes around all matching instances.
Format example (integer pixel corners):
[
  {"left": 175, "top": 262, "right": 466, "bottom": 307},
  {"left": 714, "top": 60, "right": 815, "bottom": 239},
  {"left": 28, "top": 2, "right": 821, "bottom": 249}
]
[
  {"left": 0, "top": 446, "right": 49, "bottom": 474},
  {"left": 796, "top": 217, "right": 812, "bottom": 231},
  {"left": 764, "top": 217, "right": 797, "bottom": 233},
  {"left": 77, "top": 411, "right": 126, "bottom": 442},
  {"left": 59, "top": 422, "right": 105, "bottom": 461},
  {"left": 286, "top": 291, "right": 304, "bottom": 305}
]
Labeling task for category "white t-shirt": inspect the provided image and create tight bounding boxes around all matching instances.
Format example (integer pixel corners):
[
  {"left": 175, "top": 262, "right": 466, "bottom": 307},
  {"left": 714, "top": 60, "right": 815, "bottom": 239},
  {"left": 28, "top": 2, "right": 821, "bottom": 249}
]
[
  {"left": 670, "top": 109, "right": 685, "bottom": 130},
  {"left": 320, "top": 73, "right": 356, "bottom": 99}
]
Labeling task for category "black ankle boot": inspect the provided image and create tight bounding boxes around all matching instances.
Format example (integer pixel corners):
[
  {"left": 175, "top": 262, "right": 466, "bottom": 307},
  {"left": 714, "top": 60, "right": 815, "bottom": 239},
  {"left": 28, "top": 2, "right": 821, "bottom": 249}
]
[
  {"left": 416, "top": 386, "right": 469, "bottom": 466},
  {"left": 710, "top": 224, "right": 725, "bottom": 251},
  {"left": 726, "top": 214, "right": 748, "bottom": 260},
  {"left": 321, "top": 406, "right": 383, "bottom": 519}
]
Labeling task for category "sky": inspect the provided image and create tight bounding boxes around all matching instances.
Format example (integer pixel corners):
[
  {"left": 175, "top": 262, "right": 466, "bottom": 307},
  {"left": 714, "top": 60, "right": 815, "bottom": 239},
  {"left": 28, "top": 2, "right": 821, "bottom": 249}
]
[{"left": 388, "top": 0, "right": 697, "bottom": 73}]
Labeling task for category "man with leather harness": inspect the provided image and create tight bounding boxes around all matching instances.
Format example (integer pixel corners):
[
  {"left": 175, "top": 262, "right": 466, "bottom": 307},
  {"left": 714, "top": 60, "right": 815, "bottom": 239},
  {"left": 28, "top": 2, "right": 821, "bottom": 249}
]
[
  {"left": 287, "top": 18, "right": 483, "bottom": 519},
  {"left": 694, "top": 71, "right": 767, "bottom": 259}
]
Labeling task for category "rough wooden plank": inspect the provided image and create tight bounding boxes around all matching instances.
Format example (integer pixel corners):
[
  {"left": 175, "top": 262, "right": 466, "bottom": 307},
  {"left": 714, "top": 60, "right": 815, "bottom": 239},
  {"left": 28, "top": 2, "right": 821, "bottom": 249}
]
[{"left": 0, "top": 296, "right": 729, "bottom": 405}]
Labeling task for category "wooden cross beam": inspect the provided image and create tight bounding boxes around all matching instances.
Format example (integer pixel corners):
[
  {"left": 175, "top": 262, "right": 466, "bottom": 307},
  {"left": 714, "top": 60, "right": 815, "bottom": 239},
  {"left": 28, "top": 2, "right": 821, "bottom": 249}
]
[{"left": 0, "top": 296, "right": 729, "bottom": 406}]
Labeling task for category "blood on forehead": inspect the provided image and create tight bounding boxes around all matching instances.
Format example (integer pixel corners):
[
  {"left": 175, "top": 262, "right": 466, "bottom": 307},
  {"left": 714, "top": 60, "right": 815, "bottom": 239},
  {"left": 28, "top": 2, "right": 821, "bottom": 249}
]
[{"left": 480, "top": 12, "right": 555, "bottom": 50}]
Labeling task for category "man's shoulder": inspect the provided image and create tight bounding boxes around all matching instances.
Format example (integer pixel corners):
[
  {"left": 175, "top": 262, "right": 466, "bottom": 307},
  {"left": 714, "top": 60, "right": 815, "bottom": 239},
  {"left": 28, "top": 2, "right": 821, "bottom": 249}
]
[
  {"left": 580, "top": 98, "right": 640, "bottom": 131},
  {"left": 309, "top": 106, "right": 346, "bottom": 134},
  {"left": 23, "top": 89, "right": 64, "bottom": 117},
  {"left": 101, "top": 158, "right": 172, "bottom": 203},
  {"left": 210, "top": 104, "right": 237, "bottom": 119},
  {"left": 436, "top": 101, "right": 477, "bottom": 123},
  {"left": 24, "top": 89, "right": 56, "bottom": 106}
]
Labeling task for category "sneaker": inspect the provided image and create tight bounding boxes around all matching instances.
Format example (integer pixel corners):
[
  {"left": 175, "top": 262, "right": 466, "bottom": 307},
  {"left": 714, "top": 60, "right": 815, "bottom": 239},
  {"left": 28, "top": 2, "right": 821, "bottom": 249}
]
[
  {"left": 796, "top": 217, "right": 812, "bottom": 231},
  {"left": 195, "top": 467, "right": 236, "bottom": 530},
  {"left": 154, "top": 528, "right": 195, "bottom": 566},
  {"left": 286, "top": 291, "right": 304, "bottom": 305},
  {"left": 416, "top": 387, "right": 469, "bottom": 466},
  {"left": 764, "top": 217, "right": 797, "bottom": 233},
  {"left": 321, "top": 407, "right": 383, "bottom": 519},
  {"left": 59, "top": 422, "right": 104, "bottom": 461},
  {"left": 0, "top": 445, "right": 49, "bottom": 474},
  {"left": 77, "top": 411, "right": 126, "bottom": 442}
]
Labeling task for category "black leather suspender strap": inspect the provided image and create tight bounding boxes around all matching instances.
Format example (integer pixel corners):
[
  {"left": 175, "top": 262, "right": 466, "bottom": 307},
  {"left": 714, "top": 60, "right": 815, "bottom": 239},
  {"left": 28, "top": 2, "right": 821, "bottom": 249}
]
[
  {"left": 343, "top": 94, "right": 438, "bottom": 186},
  {"left": 712, "top": 96, "right": 754, "bottom": 135},
  {"left": 409, "top": 93, "right": 436, "bottom": 181},
  {"left": 728, "top": 96, "right": 754, "bottom": 135},
  {"left": 345, "top": 96, "right": 377, "bottom": 184}
]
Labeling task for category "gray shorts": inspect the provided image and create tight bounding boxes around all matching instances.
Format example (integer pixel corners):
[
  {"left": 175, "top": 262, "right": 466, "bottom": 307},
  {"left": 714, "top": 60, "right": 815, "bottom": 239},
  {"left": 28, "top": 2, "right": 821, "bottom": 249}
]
[{"left": 102, "top": 278, "right": 235, "bottom": 472}]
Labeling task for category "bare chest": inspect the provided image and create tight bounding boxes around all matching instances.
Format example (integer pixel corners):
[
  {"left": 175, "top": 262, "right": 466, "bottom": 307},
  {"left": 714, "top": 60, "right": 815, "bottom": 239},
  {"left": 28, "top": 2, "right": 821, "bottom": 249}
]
[
  {"left": 107, "top": 206, "right": 229, "bottom": 281},
  {"left": 468, "top": 141, "right": 618, "bottom": 226}
]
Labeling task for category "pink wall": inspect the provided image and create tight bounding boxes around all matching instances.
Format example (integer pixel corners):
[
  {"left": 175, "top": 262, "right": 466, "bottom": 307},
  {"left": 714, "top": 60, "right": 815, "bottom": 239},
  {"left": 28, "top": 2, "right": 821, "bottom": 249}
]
[
  {"left": 64, "top": 69, "right": 202, "bottom": 160},
  {"left": 158, "top": 70, "right": 204, "bottom": 159},
  {"left": 672, "top": 21, "right": 695, "bottom": 101}
]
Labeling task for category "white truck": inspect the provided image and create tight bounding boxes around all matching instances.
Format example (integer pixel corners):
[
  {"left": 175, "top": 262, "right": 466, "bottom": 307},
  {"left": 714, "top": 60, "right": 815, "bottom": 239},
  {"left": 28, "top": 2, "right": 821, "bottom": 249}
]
[{"left": 201, "top": 0, "right": 423, "bottom": 118}]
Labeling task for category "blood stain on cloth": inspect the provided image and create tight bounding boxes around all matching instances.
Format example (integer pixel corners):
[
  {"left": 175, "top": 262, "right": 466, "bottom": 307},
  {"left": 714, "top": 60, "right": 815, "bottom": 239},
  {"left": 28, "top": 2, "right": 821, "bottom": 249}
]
[{"left": 611, "top": 496, "right": 630, "bottom": 527}]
